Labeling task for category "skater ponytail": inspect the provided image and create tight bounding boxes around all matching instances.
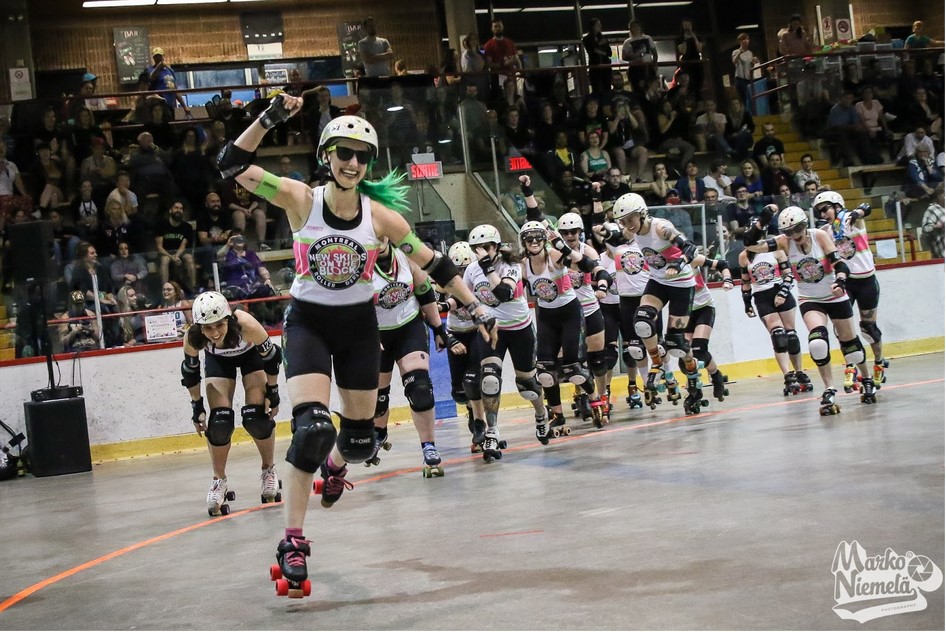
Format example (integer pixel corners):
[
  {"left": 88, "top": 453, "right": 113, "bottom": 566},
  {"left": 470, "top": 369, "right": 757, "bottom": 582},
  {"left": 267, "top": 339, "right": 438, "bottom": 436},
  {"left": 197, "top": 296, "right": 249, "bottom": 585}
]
[{"left": 357, "top": 169, "right": 411, "bottom": 213}]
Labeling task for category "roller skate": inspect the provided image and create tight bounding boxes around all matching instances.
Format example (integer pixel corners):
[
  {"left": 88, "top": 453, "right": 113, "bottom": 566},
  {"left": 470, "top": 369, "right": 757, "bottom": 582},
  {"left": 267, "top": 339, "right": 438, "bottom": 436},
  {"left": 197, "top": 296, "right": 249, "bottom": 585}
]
[
  {"left": 872, "top": 359, "right": 888, "bottom": 389},
  {"left": 207, "top": 477, "right": 235, "bottom": 516},
  {"left": 364, "top": 427, "right": 392, "bottom": 467},
  {"left": 819, "top": 388, "right": 840, "bottom": 415},
  {"left": 590, "top": 395, "right": 609, "bottom": 428},
  {"left": 860, "top": 377, "right": 877, "bottom": 404},
  {"left": 795, "top": 370, "right": 814, "bottom": 392},
  {"left": 313, "top": 457, "right": 353, "bottom": 508},
  {"left": 842, "top": 364, "right": 860, "bottom": 393},
  {"left": 682, "top": 361, "right": 709, "bottom": 415},
  {"left": 535, "top": 411, "right": 553, "bottom": 446},
  {"left": 421, "top": 442, "right": 444, "bottom": 478},
  {"left": 663, "top": 371, "right": 682, "bottom": 405},
  {"left": 260, "top": 464, "right": 282, "bottom": 504},
  {"left": 469, "top": 418, "right": 487, "bottom": 453},
  {"left": 709, "top": 370, "right": 729, "bottom": 401},
  {"left": 571, "top": 386, "right": 592, "bottom": 420},
  {"left": 482, "top": 430, "right": 503, "bottom": 462},
  {"left": 783, "top": 371, "right": 800, "bottom": 396},
  {"left": 549, "top": 411, "right": 571, "bottom": 438},
  {"left": 643, "top": 367, "right": 663, "bottom": 409},
  {"left": 271, "top": 534, "right": 312, "bottom": 598},
  {"left": 626, "top": 377, "right": 643, "bottom": 409}
]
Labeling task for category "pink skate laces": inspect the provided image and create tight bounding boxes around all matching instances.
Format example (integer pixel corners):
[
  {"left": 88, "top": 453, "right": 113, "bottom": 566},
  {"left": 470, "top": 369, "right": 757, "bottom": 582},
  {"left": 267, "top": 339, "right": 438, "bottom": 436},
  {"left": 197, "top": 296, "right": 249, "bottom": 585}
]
[
  {"left": 324, "top": 465, "right": 353, "bottom": 496},
  {"left": 284, "top": 535, "right": 310, "bottom": 568}
]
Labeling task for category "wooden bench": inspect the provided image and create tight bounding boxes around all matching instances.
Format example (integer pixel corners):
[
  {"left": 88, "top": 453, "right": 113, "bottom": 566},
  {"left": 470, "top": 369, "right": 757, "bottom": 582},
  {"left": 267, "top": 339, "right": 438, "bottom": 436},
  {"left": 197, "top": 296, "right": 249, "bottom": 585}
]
[{"left": 848, "top": 164, "right": 905, "bottom": 193}]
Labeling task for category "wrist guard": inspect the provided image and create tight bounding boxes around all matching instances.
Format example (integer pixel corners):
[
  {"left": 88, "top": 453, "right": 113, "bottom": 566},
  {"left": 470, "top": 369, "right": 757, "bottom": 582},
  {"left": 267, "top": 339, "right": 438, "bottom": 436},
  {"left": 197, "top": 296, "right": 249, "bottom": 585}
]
[
  {"left": 191, "top": 397, "right": 205, "bottom": 424},
  {"left": 472, "top": 310, "right": 497, "bottom": 332},
  {"left": 478, "top": 255, "right": 495, "bottom": 276},
  {"left": 520, "top": 182, "right": 534, "bottom": 197},
  {"left": 259, "top": 94, "right": 291, "bottom": 129},
  {"left": 776, "top": 281, "right": 793, "bottom": 301},
  {"left": 742, "top": 290, "right": 753, "bottom": 314},
  {"left": 265, "top": 383, "right": 280, "bottom": 409},
  {"left": 216, "top": 141, "right": 255, "bottom": 179},
  {"left": 666, "top": 259, "right": 684, "bottom": 273}
]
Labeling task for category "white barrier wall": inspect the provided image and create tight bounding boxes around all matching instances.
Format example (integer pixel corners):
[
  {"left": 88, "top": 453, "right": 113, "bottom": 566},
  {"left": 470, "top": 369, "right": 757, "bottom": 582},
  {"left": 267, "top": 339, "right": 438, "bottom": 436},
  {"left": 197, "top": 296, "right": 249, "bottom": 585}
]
[{"left": 0, "top": 263, "right": 942, "bottom": 446}]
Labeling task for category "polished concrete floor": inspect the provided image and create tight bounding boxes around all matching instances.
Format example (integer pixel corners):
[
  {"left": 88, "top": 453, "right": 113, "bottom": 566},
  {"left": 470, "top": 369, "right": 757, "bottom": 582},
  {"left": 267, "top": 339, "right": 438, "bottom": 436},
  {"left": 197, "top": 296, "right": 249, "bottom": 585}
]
[{"left": 0, "top": 354, "right": 943, "bottom": 630}]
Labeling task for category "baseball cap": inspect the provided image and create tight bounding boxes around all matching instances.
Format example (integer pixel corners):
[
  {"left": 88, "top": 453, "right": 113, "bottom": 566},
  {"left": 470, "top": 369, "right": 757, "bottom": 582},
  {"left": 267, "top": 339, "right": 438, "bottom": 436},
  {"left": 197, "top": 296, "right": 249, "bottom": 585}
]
[
  {"left": 82, "top": 72, "right": 97, "bottom": 83},
  {"left": 152, "top": 47, "right": 164, "bottom": 56}
]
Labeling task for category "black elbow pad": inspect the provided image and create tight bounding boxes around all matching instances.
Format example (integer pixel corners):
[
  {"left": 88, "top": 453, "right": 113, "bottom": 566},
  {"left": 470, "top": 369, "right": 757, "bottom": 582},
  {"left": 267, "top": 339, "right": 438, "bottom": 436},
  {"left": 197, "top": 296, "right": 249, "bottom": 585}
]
[
  {"left": 492, "top": 282, "right": 514, "bottom": 302},
  {"left": 577, "top": 255, "right": 598, "bottom": 274},
  {"left": 423, "top": 251, "right": 461, "bottom": 289}
]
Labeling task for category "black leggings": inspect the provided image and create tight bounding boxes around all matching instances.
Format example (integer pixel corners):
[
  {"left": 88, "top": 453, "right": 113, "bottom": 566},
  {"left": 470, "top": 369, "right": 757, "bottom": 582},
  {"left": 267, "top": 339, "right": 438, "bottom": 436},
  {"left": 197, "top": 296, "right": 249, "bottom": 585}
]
[
  {"left": 447, "top": 328, "right": 481, "bottom": 399},
  {"left": 474, "top": 324, "right": 537, "bottom": 372},
  {"left": 601, "top": 302, "right": 621, "bottom": 349},
  {"left": 536, "top": 299, "right": 585, "bottom": 365}
]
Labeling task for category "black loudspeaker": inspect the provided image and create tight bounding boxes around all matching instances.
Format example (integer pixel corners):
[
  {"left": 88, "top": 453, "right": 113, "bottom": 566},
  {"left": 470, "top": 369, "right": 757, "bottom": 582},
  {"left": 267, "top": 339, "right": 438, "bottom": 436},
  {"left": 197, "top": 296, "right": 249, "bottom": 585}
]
[
  {"left": 9, "top": 220, "right": 57, "bottom": 283},
  {"left": 23, "top": 397, "right": 92, "bottom": 477}
]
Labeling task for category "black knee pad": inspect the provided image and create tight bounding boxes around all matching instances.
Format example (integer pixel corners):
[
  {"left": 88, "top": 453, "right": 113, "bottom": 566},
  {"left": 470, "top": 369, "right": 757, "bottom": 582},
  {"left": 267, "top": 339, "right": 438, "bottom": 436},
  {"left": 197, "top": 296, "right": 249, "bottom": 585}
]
[
  {"left": 403, "top": 369, "right": 435, "bottom": 412},
  {"left": 336, "top": 416, "right": 376, "bottom": 463},
  {"left": 588, "top": 350, "right": 609, "bottom": 377},
  {"left": 840, "top": 337, "right": 866, "bottom": 366},
  {"left": 206, "top": 407, "right": 235, "bottom": 447},
  {"left": 690, "top": 337, "right": 711, "bottom": 365},
  {"left": 561, "top": 361, "right": 589, "bottom": 385},
  {"left": 451, "top": 386, "right": 468, "bottom": 406},
  {"left": 602, "top": 344, "right": 619, "bottom": 370},
  {"left": 664, "top": 328, "right": 689, "bottom": 358},
  {"left": 287, "top": 402, "right": 337, "bottom": 473},
  {"left": 374, "top": 385, "right": 391, "bottom": 418},
  {"left": 633, "top": 305, "right": 660, "bottom": 340},
  {"left": 515, "top": 373, "right": 542, "bottom": 401},
  {"left": 786, "top": 329, "right": 801, "bottom": 355},
  {"left": 808, "top": 326, "right": 831, "bottom": 367},
  {"left": 481, "top": 362, "right": 502, "bottom": 398},
  {"left": 536, "top": 360, "right": 558, "bottom": 388},
  {"left": 770, "top": 327, "right": 789, "bottom": 353},
  {"left": 859, "top": 321, "right": 882, "bottom": 344},
  {"left": 241, "top": 404, "right": 274, "bottom": 440},
  {"left": 462, "top": 371, "right": 481, "bottom": 401}
]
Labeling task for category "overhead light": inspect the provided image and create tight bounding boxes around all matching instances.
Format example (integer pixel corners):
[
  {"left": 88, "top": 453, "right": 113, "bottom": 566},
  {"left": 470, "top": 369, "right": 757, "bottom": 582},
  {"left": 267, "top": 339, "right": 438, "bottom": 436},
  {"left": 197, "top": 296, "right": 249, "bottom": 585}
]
[
  {"left": 602, "top": 30, "right": 628, "bottom": 35},
  {"left": 156, "top": 0, "right": 226, "bottom": 4},
  {"left": 387, "top": 105, "right": 404, "bottom": 112},
  {"left": 634, "top": 1, "right": 693, "bottom": 6},
  {"left": 735, "top": 23, "right": 760, "bottom": 29},
  {"left": 83, "top": 0, "right": 155, "bottom": 6},
  {"left": 582, "top": 3, "right": 629, "bottom": 9},
  {"left": 521, "top": 5, "right": 574, "bottom": 11},
  {"left": 538, "top": 48, "right": 559, "bottom": 54},
  {"left": 230, "top": 0, "right": 267, "bottom": 2},
  {"left": 438, "top": 138, "right": 452, "bottom": 144}
]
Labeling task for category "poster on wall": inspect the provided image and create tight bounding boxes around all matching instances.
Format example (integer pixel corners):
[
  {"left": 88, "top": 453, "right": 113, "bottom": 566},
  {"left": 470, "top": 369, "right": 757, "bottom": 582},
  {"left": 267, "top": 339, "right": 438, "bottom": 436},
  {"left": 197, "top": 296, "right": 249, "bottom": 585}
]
[
  {"left": 337, "top": 22, "right": 365, "bottom": 78},
  {"left": 113, "top": 27, "right": 150, "bottom": 84},
  {"left": 8, "top": 67, "right": 32, "bottom": 101}
]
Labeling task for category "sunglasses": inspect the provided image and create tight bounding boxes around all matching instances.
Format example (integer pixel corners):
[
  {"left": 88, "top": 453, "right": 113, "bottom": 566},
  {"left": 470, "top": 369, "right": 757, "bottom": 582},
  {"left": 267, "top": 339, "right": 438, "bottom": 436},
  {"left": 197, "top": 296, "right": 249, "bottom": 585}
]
[
  {"left": 781, "top": 223, "right": 807, "bottom": 236},
  {"left": 559, "top": 229, "right": 581, "bottom": 236},
  {"left": 328, "top": 145, "right": 371, "bottom": 165},
  {"left": 523, "top": 235, "right": 545, "bottom": 244}
]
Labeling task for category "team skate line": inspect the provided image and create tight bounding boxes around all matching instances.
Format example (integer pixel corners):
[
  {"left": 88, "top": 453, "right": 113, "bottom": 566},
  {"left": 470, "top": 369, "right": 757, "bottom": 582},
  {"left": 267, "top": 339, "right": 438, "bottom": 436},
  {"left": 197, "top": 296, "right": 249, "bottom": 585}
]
[{"left": 1, "top": 376, "right": 941, "bottom": 615}]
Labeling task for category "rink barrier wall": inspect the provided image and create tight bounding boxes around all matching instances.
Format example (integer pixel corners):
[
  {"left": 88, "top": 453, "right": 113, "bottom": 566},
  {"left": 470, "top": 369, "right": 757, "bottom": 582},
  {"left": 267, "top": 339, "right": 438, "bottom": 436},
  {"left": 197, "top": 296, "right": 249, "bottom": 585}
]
[{"left": 0, "top": 262, "right": 940, "bottom": 462}]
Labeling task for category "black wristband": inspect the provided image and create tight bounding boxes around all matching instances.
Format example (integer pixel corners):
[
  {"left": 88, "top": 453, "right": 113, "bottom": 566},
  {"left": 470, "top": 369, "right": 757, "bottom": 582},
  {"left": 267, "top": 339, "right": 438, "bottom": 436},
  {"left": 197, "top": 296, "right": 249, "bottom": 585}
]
[{"left": 520, "top": 182, "right": 534, "bottom": 197}]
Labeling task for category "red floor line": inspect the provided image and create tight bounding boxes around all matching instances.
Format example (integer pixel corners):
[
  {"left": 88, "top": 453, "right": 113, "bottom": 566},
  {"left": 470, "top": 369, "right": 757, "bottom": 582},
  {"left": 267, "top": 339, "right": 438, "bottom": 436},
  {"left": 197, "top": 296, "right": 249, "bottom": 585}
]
[{"left": 1, "top": 376, "right": 941, "bottom": 615}]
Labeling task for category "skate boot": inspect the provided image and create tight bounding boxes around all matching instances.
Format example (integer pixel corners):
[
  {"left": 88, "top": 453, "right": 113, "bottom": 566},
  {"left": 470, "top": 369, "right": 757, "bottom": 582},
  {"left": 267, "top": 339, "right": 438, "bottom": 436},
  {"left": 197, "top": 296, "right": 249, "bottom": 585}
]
[
  {"left": 314, "top": 458, "right": 353, "bottom": 508},
  {"left": 590, "top": 394, "right": 609, "bottom": 428},
  {"left": 859, "top": 377, "right": 877, "bottom": 404},
  {"left": 842, "top": 364, "right": 859, "bottom": 393},
  {"left": 819, "top": 388, "right": 840, "bottom": 415},
  {"left": 663, "top": 371, "right": 682, "bottom": 405},
  {"left": 795, "top": 370, "right": 814, "bottom": 392},
  {"left": 421, "top": 442, "right": 444, "bottom": 478},
  {"left": 626, "top": 377, "right": 644, "bottom": 409},
  {"left": 260, "top": 464, "right": 282, "bottom": 503},
  {"left": 872, "top": 359, "right": 888, "bottom": 389},
  {"left": 207, "top": 477, "right": 235, "bottom": 516},
  {"left": 683, "top": 361, "right": 709, "bottom": 415},
  {"left": 482, "top": 430, "right": 503, "bottom": 462},
  {"left": 783, "top": 371, "right": 800, "bottom": 396},
  {"left": 643, "top": 367, "right": 663, "bottom": 409},
  {"left": 571, "top": 386, "right": 592, "bottom": 420},
  {"left": 710, "top": 370, "right": 729, "bottom": 401},
  {"left": 364, "top": 427, "right": 391, "bottom": 467},
  {"left": 271, "top": 534, "right": 312, "bottom": 598},
  {"left": 470, "top": 418, "right": 487, "bottom": 453},
  {"left": 549, "top": 411, "right": 571, "bottom": 438}
]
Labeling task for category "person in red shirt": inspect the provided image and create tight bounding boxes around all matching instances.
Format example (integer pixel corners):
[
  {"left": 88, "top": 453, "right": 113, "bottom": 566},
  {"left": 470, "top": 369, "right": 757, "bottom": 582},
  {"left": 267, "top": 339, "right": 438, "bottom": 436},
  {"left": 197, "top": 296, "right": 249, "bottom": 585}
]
[{"left": 483, "top": 19, "right": 521, "bottom": 100}]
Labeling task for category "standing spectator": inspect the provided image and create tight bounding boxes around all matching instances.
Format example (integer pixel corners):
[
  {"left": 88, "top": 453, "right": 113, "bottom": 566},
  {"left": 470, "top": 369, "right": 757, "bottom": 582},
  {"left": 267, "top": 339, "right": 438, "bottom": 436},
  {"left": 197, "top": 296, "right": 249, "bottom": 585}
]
[
  {"left": 621, "top": 20, "right": 657, "bottom": 93},
  {"left": 702, "top": 159, "right": 733, "bottom": 201},
  {"left": 171, "top": 127, "right": 210, "bottom": 214},
  {"left": 725, "top": 96, "right": 755, "bottom": 160},
  {"left": 583, "top": 18, "right": 613, "bottom": 100},
  {"left": 793, "top": 153, "right": 821, "bottom": 190},
  {"left": 921, "top": 184, "right": 945, "bottom": 257},
  {"left": 675, "top": 160, "right": 706, "bottom": 204},
  {"left": 904, "top": 145, "right": 943, "bottom": 200},
  {"left": 457, "top": 84, "right": 491, "bottom": 162},
  {"left": 155, "top": 200, "right": 196, "bottom": 291},
  {"left": 71, "top": 180, "right": 100, "bottom": 244},
  {"left": 0, "top": 139, "right": 31, "bottom": 217},
  {"left": 357, "top": 17, "right": 394, "bottom": 77},
  {"left": 128, "top": 132, "right": 176, "bottom": 207},
  {"left": 732, "top": 33, "right": 755, "bottom": 112},
  {"left": 483, "top": 19, "right": 521, "bottom": 99},
  {"left": 674, "top": 18, "right": 703, "bottom": 98},
  {"left": 752, "top": 122, "right": 785, "bottom": 168},
  {"left": 897, "top": 126, "right": 937, "bottom": 164},
  {"left": 777, "top": 14, "right": 813, "bottom": 56},
  {"left": 145, "top": 47, "right": 192, "bottom": 115},
  {"left": 110, "top": 240, "right": 149, "bottom": 298},
  {"left": 79, "top": 137, "right": 117, "bottom": 196},
  {"left": 855, "top": 86, "right": 892, "bottom": 146},
  {"left": 71, "top": 241, "right": 121, "bottom": 347},
  {"left": 217, "top": 178, "right": 267, "bottom": 250},
  {"left": 460, "top": 32, "right": 490, "bottom": 102},
  {"left": 826, "top": 91, "right": 881, "bottom": 167},
  {"left": 532, "top": 102, "right": 557, "bottom": 155},
  {"left": 761, "top": 153, "right": 797, "bottom": 196},
  {"left": 695, "top": 99, "right": 736, "bottom": 156},
  {"left": 905, "top": 20, "right": 943, "bottom": 49},
  {"left": 195, "top": 191, "right": 232, "bottom": 287}
]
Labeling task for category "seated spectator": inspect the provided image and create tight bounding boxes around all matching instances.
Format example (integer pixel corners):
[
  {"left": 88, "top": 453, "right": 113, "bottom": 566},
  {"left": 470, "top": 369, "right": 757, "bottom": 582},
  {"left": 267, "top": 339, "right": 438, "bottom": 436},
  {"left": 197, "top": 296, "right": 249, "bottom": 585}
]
[
  {"left": 655, "top": 99, "right": 695, "bottom": 172},
  {"left": 203, "top": 120, "right": 229, "bottom": 167},
  {"left": 171, "top": 127, "right": 210, "bottom": 214},
  {"left": 714, "top": 223, "right": 743, "bottom": 276},
  {"left": 796, "top": 179, "right": 820, "bottom": 213},
  {"left": 855, "top": 86, "right": 892, "bottom": 145},
  {"left": 655, "top": 190, "right": 694, "bottom": 240},
  {"left": 761, "top": 153, "right": 798, "bottom": 196},
  {"left": 58, "top": 290, "right": 100, "bottom": 352},
  {"left": 733, "top": 158, "right": 764, "bottom": 199},
  {"left": 142, "top": 101, "right": 178, "bottom": 151},
  {"left": 793, "top": 153, "right": 821, "bottom": 191},
  {"left": 553, "top": 168, "right": 592, "bottom": 216},
  {"left": 695, "top": 99, "right": 735, "bottom": 157},
  {"left": 701, "top": 188, "right": 726, "bottom": 241},
  {"left": 702, "top": 159, "right": 733, "bottom": 201},
  {"left": 155, "top": 200, "right": 196, "bottom": 291},
  {"left": 71, "top": 180, "right": 100, "bottom": 244},
  {"left": 219, "top": 232, "right": 279, "bottom": 326},
  {"left": 503, "top": 109, "right": 535, "bottom": 157},
  {"left": 457, "top": 83, "right": 492, "bottom": 162},
  {"left": 128, "top": 132, "right": 175, "bottom": 207},
  {"left": 905, "top": 145, "right": 944, "bottom": 200},
  {"left": 107, "top": 171, "right": 139, "bottom": 217},
  {"left": 897, "top": 126, "right": 937, "bottom": 164},
  {"left": 921, "top": 183, "right": 945, "bottom": 258},
  {"left": 498, "top": 77, "right": 529, "bottom": 126},
  {"left": 30, "top": 142, "right": 65, "bottom": 211},
  {"left": 578, "top": 130, "right": 611, "bottom": 181},
  {"left": 110, "top": 240, "right": 149, "bottom": 299},
  {"left": 725, "top": 97, "right": 755, "bottom": 160},
  {"left": 724, "top": 183, "right": 756, "bottom": 240},
  {"left": 195, "top": 191, "right": 232, "bottom": 287},
  {"left": 609, "top": 71, "right": 638, "bottom": 111},
  {"left": 159, "top": 280, "right": 191, "bottom": 336},
  {"left": 97, "top": 198, "right": 133, "bottom": 260},
  {"left": 600, "top": 167, "right": 631, "bottom": 213},
  {"left": 905, "top": 87, "right": 943, "bottom": 141},
  {"left": 0, "top": 139, "right": 32, "bottom": 220},
  {"left": 751, "top": 122, "right": 785, "bottom": 168},
  {"left": 32, "top": 107, "right": 65, "bottom": 152},
  {"left": 825, "top": 91, "right": 882, "bottom": 166},
  {"left": 67, "top": 107, "right": 107, "bottom": 163},
  {"left": 532, "top": 103, "right": 557, "bottom": 156},
  {"left": 116, "top": 285, "right": 146, "bottom": 346},
  {"left": 71, "top": 241, "right": 121, "bottom": 347},
  {"left": 647, "top": 162, "right": 673, "bottom": 205},
  {"left": 79, "top": 137, "right": 117, "bottom": 197},
  {"left": 48, "top": 208, "right": 80, "bottom": 264},
  {"left": 217, "top": 177, "right": 268, "bottom": 250},
  {"left": 606, "top": 100, "right": 649, "bottom": 182},
  {"left": 574, "top": 97, "right": 608, "bottom": 148},
  {"left": 674, "top": 160, "right": 706, "bottom": 204},
  {"left": 544, "top": 130, "right": 577, "bottom": 180},
  {"left": 276, "top": 155, "right": 305, "bottom": 182}
]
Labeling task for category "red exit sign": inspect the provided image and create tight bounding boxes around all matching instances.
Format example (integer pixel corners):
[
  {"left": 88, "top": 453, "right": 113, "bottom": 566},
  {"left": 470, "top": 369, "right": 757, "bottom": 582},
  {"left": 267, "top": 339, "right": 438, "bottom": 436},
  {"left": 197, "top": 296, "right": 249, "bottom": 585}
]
[
  {"left": 506, "top": 156, "right": 532, "bottom": 172},
  {"left": 407, "top": 161, "right": 443, "bottom": 180}
]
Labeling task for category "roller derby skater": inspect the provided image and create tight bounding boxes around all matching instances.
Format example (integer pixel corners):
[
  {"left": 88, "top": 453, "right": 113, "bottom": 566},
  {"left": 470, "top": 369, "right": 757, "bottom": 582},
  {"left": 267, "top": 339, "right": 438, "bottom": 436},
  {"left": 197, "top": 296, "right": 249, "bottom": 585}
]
[
  {"left": 748, "top": 206, "right": 875, "bottom": 415},
  {"left": 741, "top": 207, "right": 811, "bottom": 396},
  {"left": 681, "top": 253, "right": 733, "bottom": 404},
  {"left": 595, "top": 241, "right": 622, "bottom": 421},
  {"left": 815, "top": 192, "right": 887, "bottom": 389},
  {"left": 181, "top": 292, "right": 283, "bottom": 515},
  {"left": 222, "top": 101, "right": 495, "bottom": 596}
]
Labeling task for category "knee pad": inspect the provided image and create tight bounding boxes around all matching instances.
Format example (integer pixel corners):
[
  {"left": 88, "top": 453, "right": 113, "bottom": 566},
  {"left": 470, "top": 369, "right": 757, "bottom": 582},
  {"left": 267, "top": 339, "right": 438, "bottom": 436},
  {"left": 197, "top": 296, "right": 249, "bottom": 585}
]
[
  {"left": 462, "top": 371, "right": 481, "bottom": 401},
  {"left": 633, "top": 305, "right": 660, "bottom": 340},
  {"left": 588, "top": 350, "right": 609, "bottom": 377},
  {"left": 808, "top": 326, "right": 832, "bottom": 367},
  {"left": 561, "top": 362, "right": 589, "bottom": 385},
  {"left": 770, "top": 327, "right": 789, "bottom": 353},
  {"left": 690, "top": 338, "right": 711, "bottom": 365},
  {"left": 403, "top": 369, "right": 435, "bottom": 412},
  {"left": 840, "top": 337, "right": 866, "bottom": 366},
  {"left": 336, "top": 415, "right": 376, "bottom": 463},
  {"left": 287, "top": 402, "right": 337, "bottom": 473},
  {"left": 451, "top": 386, "right": 468, "bottom": 406},
  {"left": 656, "top": 341, "right": 668, "bottom": 359},
  {"left": 481, "top": 362, "right": 502, "bottom": 398},
  {"left": 625, "top": 341, "right": 646, "bottom": 362},
  {"left": 786, "top": 329, "right": 801, "bottom": 355},
  {"left": 241, "top": 404, "right": 274, "bottom": 441},
  {"left": 602, "top": 344, "right": 619, "bottom": 371},
  {"left": 206, "top": 407, "right": 235, "bottom": 447},
  {"left": 515, "top": 373, "right": 542, "bottom": 401},
  {"left": 374, "top": 385, "right": 391, "bottom": 418},
  {"left": 859, "top": 321, "right": 882, "bottom": 344},
  {"left": 663, "top": 328, "right": 689, "bottom": 358},
  {"left": 536, "top": 361, "right": 558, "bottom": 388}
]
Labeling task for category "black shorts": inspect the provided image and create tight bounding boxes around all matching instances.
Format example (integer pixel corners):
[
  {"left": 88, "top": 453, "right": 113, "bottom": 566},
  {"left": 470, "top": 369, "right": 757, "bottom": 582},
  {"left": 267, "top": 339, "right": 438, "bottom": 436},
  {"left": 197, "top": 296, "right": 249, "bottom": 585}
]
[
  {"left": 204, "top": 349, "right": 264, "bottom": 380},
  {"left": 753, "top": 285, "right": 797, "bottom": 318},
  {"left": 584, "top": 307, "right": 605, "bottom": 338},
  {"left": 282, "top": 298, "right": 380, "bottom": 391},
  {"left": 643, "top": 278, "right": 694, "bottom": 317},
  {"left": 846, "top": 275, "right": 880, "bottom": 311},
  {"left": 379, "top": 315, "right": 430, "bottom": 373},
  {"left": 600, "top": 302, "right": 620, "bottom": 347},
  {"left": 685, "top": 305, "right": 716, "bottom": 333},
  {"left": 447, "top": 328, "right": 481, "bottom": 395},
  {"left": 537, "top": 299, "right": 585, "bottom": 365},
  {"left": 475, "top": 324, "right": 536, "bottom": 373},
  {"left": 800, "top": 300, "right": 854, "bottom": 321},
  {"left": 619, "top": 295, "right": 664, "bottom": 344}
]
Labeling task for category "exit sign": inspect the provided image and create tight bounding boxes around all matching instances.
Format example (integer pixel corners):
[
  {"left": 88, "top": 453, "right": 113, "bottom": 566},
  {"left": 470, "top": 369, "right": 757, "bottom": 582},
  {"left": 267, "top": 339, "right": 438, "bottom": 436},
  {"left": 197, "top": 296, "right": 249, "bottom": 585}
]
[
  {"left": 506, "top": 156, "right": 532, "bottom": 172},
  {"left": 407, "top": 161, "right": 443, "bottom": 180}
]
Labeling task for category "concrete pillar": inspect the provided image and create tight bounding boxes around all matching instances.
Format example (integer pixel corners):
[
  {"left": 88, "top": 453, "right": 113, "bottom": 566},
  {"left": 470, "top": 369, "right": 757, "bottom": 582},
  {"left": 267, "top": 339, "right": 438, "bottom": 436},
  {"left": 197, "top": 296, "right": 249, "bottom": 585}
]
[
  {"left": 0, "top": 0, "right": 34, "bottom": 103},
  {"left": 444, "top": 0, "right": 477, "bottom": 53}
]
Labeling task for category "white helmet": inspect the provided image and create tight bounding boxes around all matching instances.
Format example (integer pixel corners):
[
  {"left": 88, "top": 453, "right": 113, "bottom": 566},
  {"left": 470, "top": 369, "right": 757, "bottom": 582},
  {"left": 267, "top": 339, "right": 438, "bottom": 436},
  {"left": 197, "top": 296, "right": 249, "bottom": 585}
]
[
  {"left": 448, "top": 241, "right": 474, "bottom": 267},
  {"left": 813, "top": 190, "right": 844, "bottom": 211},
  {"left": 778, "top": 206, "right": 809, "bottom": 233},
  {"left": 612, "top": 192, "right": 648, "bottom": 221},
  {"left": 519, "top": 220, "right": 547, "bottom": 243},
  {"left": 317, "top": 115, "right": 379, "bottom": 162},
  {"left": 468, "top": 224, "right": 501, "bottom": 247},
  {"left": 192, "top": 291, "right": 232, "bottom": 325},
  {"left": 557, "top": 212, "right": 583, "bottom": 232}
]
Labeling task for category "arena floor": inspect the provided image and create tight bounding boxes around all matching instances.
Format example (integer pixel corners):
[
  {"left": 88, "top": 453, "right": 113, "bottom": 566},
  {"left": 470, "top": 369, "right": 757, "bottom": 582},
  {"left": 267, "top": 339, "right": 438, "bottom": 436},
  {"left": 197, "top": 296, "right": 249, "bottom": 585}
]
[{"left": 0, "top": 354, "right": 943, "bottom": 630}]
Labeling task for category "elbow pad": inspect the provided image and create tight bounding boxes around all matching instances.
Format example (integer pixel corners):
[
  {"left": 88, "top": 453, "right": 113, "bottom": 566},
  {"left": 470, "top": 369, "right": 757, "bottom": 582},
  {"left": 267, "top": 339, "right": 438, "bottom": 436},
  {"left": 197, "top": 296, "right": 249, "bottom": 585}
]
[
  {"left": 671, "top": 235, "right": 697, "bottom": 262},
  {"left": 414, "top": 279, "right": 436, "bottom": 306},
  {"left": 492, "top": 281, "right": 514, "bottom": 302},
  {"left": 181, "top": 355, "right": 201, "bottom": 388},
  {"left": 256, "top": 339, "right": 282, "bottom": 376},
  {"left": 577, "top": 255, "right": 598, "bottom": 274},
  {"left": 832, "top": 260, "right": 850, "bottom": 278},
  {"left": 216, "top": 141, "right": 255, "bottom": 179},
  {"left": 777, "top": 258, "right": 792, "bottom": 277},
  {"left": 763, "top": 237, "right": 778, "bottom": 252},
  {"left": 594, "top": 269, "right": 611, "bottom": 288},
  {"left": 606, "top": 227, "right": 625, "bottom": 247},
  {"left": 713, "top": 258, "right": 729, "bottom": 273},
  {"left": 422, "top": 251, "right": 462, "bottom": 289}
]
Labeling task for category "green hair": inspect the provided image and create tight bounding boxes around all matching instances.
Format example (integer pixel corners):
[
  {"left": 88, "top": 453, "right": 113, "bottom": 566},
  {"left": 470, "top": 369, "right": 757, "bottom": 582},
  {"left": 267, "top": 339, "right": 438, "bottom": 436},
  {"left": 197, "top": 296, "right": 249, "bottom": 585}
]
[{"left": 357, "top": 168, "right": 411, "bottom": 214}]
